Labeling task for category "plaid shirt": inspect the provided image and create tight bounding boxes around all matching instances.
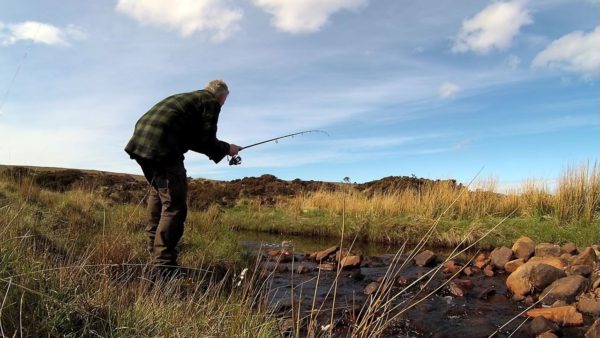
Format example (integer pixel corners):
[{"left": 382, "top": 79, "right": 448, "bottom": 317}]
[{"left": 125, "top": 90, "right": 229, "bottom": 163}]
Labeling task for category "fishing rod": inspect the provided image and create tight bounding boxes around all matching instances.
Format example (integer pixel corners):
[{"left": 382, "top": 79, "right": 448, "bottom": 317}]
[{"left": 228, "top": 130, "right": 329, "bottom": 165}]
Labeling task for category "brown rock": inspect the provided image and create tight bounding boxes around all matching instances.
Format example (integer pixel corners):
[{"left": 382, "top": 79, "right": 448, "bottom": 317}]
[
  {"left": 463, "top": 267, "right": 474, "bottom": 276},
  {"left": 335, "top": 249, "right": 351, "bottom": 262},
  {"left": 442, "top": 260, "right": 462, "bottom": 274},
  {"left": 552, "top": 300, "right": 568, "bottom": 307},
  {"left": 447, "top": 281, "right": 464, "bottom": 297},
  {"left": 568, "top": 264, "right": 593, "bottom": 277},
  {"left": 364, "top": 282, "right": 380, "bottom": 295},
  {"left": 506, "top": 257, "right": 568, "bottom": 297},
  {"left": 562, "top": 242, "right": 578, "bottom": 255},
  {"left": 541, "top": 275, "right": 590, "bottom": 305},
  {"left": 479, "top": 287, "right": 496, "bottom": 300},
  {"left": 340, "top": 255, "right": 362, "bottom": 269},
  {"left": 537, "top": 331, "right": 558, "bottom": 338},
  {"left": 397, "top": 276, "right": 411, "bottom": 286},
  {"left": 528, "top": 256, "right": 567, "bottom": 269},
  {"left": 571, "top": 247, "right": 598, "bottom": 268},
  {"left": 536, "top": 243, "right": 562, "bottom": 257},
  {"left": 593, "top": 245, "right": 600, "bottom": 258},
  {"left": 414, "top": 250, "right": 436, "bottom": 267},
  {"left": 577, "top": 295, "right": 600, "bottom": 316},
  {"left": 345, "top": 269, "right": 364, "bottom": 280},
  {"left": 585, "top": 319, "right": 600, "bottom": 338},
  {"left": 317, "top": 263, "right": 336, "bottom": 271},
  {"left": 313, "top": 246, "right": 339, "bottom": 262},
  {"left": 490, "top": 246, "right": 514, "bottom": 269},
  {"left": 524, "top": 296, "right": 535, "bottom": 306},
  {"left": 453, "top": 278, "right": 474, "bottom": 289},
  {"left": 474, "top": 253, "right": 489, "bottom": 269},
  {"left": 531, "top": 263, "right": 567, "bottom": 290},
  {"left": 528, "top": 316, "right": 559, "bottom": 336},
  {"left": 505, "top": 258, "right": 525, "bottom": 273},
  {"left": 561, "top": 253, "right": 573, "bottom": 261},
  {"left": 512, "top": 236, "right": 535, "bottom": 259},
  {"left": 526, "top": 306, "right": 584, "bottom": 326},
  {"left": 484, "top": 265, "right": 494, "bottom": 277},
  {"left": 296, "top": 264, "right": 311, "bottom": 274}
]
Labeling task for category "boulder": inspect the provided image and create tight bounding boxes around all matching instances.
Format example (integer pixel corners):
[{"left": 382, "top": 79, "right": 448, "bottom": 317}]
[
  {"left": 313, "top": 246, "right": 339, "bottom": 262},
  {"left": 505, "top": 258, "right": 525, "bottom": 273},
  {"left": 541, "top": 275, "right": 590, "bottom": 305},
  {"left": 571, "top": 247, "right": 598, "bottom": 268},
  {"left": 490, "top": 246, "right": 513, "bottom": 269},
  {"left": 562, "top": 242, "right": 578, "bottom": 255},
  {"left": 340, "top": 255, "right": 362, "bottom": 269},
  {"left": 414, "top": 250, "right": 436, "bottom": 267},
  {"left": 577, "top": 295, "right": 600, "bottom": 316},
  {"left": 531, "top": 263, "right": 567, "bottom": 290},
  {"left": 536, "top": 243, "right": 562, "bottom": 257},
  {"left": 512, "top": 236, "right": 535, "bottom": 259},
  {"left": 568, "top": 265, "right": 593, "bottom": 277},
  {"left": 364, "top": 282, "right": 380, "bottom": 295},
  {"left": 528, "top": 316, "right": 559, "bottom": 336},
  {"left": 526, "top": 306, "right": 584, "bottom": 326},
  {"left": 586, "top": 319, "right": 600, "bottom": 338},
  {"left": 506, "top": 257, "right": 567, "bottom": 297}
]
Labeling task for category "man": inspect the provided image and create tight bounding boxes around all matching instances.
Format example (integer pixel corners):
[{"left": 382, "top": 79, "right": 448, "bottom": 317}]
[{"left": 125, "top": 79, "right": 240, "bottom": 272}]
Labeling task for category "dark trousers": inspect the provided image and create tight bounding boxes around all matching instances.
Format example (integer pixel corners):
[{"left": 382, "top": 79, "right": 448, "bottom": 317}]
[{"left": 136, "top": 158, "right": 188, "bottom": 267}]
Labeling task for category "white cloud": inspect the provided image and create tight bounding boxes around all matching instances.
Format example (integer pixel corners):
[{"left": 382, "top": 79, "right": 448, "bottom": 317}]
[
  {"left": 452, "top": 0, "right": 532, "bottom": 54},
  {"left": 439, "top": 81, "right": 461, "bottom": 98},
  {"left": 252, "top": 0, "right": 368, "bottom": 33},
  {"left": 532, "top": 25, "right": 600, "bottom": 76},
  {"left": 0, "top": 21, "right": 86, "bottom": 46},
  {"left": 116, "top": 0, "right": 243, "bottom": 41},
  {"left": 505, "top": 55, "right": 521, "bottom": 69}
]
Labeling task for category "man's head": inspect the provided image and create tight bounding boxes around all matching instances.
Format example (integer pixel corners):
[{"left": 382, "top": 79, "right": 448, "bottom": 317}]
[{"left": 205, "top": 79, "right": 229, "bottom": 106}]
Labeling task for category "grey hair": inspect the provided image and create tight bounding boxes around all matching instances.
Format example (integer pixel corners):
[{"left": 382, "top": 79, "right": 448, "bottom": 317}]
[{"left": 205, "top": 79, "right": 229, "bottom": 96}]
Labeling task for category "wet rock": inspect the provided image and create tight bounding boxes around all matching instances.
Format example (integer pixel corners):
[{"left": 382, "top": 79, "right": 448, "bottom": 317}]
[
  {"left": 447, "top": 281, "right": 464, "bottom": 297},
  {"left": 512, "top": 236, "right": 535, "bottom": 259},
  {"left": 586, "top": 319, "right": 600, "bottom": 338},
  {"left": 335, "top": 249, "right": 352, "bottom": 262},
  {"left": 312, "top": 246, "right": 339, "bottom": 262},
  {"left": 483, "top": 265, "right": 494, "bottom": 277},
  {"left": 462, "top": 267, "right": 474, "bottom": 276},
  {"left": 473, "top": 253, "right": 489, "bottom": 269},
  {"left": 541, "top": 275, "right": 590, "bottom": 305},
  {"left": 397, "top": 276, "right": 411, "bottom": 286},
  {"left": 296, "top": 264, "right": 311, "bottom": 274},
  {"left": 506, "top": 257, "right": 567, "bottom": 297},
  {"left": 537, "top": 331, "right": 558, "bottom": 338},
  {"left": 571, "top": 247, "right": 598, "bottom": 268},
  {"left": 340, "top": 255, "right": 362, "bottom": 269},
  {"left": 528, "top": 316, "right": 559, "bottom": 336},
  {"left": 453, "top": 279, "right": 474, "bottom": 289},
  {"left": 536, "top": 243, "right": 562, "bottom": 258},
  {"left": 504, "top": 258, "right": 525, "bottom": 273},
  {"left": 317, "top": 263, "right": 336, "bottom": 271},
  {"left": 364, "top": 282, "right": 380, "bottom": 296},
  {"left": 552, "top": 300, "right": 568, "bottom": 307},
  {"left": 442, "top": 260, "right": 461, "bottom": 274},
  {"left": 561, "top": 253, "right": 573, "bottom": 261},
  {"left": 490, "top": 246, "right": 513, "bottom": 269},
  {"left": 526, "top": 306, "right": 583, "bottom": 326},
  {"left": 531, "top": 263, "right": 567, "bottom": 290},
  {"left": 414, "top": 250, "right": 436, "bottom": 267},
  {"left": 345, "top": 269, "right": 364, "bottom": 280},
  {"left": 478, "top": 287, "right": 496, "bottom": 300},
  {"left": 568, "top": 264, "right": 593, "bottom": 277},
  {"left": 524, "top": 296, "right": 535, "bottom": 306},
  {"left": 577, "top": 295, "right": 600, "bottom": 316},
  {"left": 562, "top": 242, "right": 578, "bottom": 255}
]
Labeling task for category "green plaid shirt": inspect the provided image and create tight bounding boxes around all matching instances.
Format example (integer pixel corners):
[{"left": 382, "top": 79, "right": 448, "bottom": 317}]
[{"left": 125, "top": 90, "right": 229, "bottom": 163}]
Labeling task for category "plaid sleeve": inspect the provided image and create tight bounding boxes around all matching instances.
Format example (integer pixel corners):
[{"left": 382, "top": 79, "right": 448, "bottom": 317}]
[{"left": 189, "top": 100, "right": 230, "bottom": 163}]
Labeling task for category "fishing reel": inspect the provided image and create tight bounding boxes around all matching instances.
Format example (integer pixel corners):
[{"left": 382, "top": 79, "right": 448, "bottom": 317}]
[{"left": 228, "top": 155, "right": 242, "bottom": 166}]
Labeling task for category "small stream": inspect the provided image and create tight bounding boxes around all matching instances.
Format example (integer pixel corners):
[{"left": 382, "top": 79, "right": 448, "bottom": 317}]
[{"left": 234, "top": 230, "right": 592, "bottom": 338}]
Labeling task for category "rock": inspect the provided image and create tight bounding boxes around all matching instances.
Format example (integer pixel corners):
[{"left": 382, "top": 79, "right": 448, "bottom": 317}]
[
  {"left": 317, "top": 263, "right": 336, "bottom": 271},
  {"left": 568, "top": 265, "right": 593, "bottom": 277},
  {"left": 552, "top": 300, "right": 568, "bottom": 307},
  {"left": 490, "top": 246, "right": 513, "bottom": 269},
  {"left": 586, "top": 319, "right": 600, "bottom": 338},
  {"left": 531, "top": 263, "right": 567, "bottom": 290},
  {"left": 535, "top": 243, "right": 562, "bottom": 258},
  {"left": 593, "top": 245, "right": 600, "bottom": 258},
  {"left": 528, "top": 316, "right": 559, "bottom": 336},
  {"left": 453, "top": 279, "right": 474, "bottom": 289},
  {"left": 593, "top": 276, "right": 600, "bottom": 290},
  {"left": 562, "top": 242, "right": 578, "bottom": 255},
  {"left": 524, "top": 296, "right": 535, "bottom": 306},
  {"left": 577, "top": 295, "right": 600, "bottom": 316},
  {"left": 506, "top": 257, "right": 568, "bottom": 297},
  {"left": 526, "top": 306, "right": 584, "bottom": 326},
  {"left": 335, "top": 249, "right": 351, "bottom": 262},
  {"left": 313, "top": 246, "right": 339, "bottom": 262},
  {"left": 571, "top": 247, "right": 598, "bottom": 268},
  {"left": 483, "top": 265, "right": 494, "bottom": 277},
  {"left": 473, "top": 253, "right": 489, "bottom": 269},
  {"left": 414, "top": 250, "right": 436, "bottom": 267},
  {"left": 442, "top": 260, "right": 462, "bottom": 274},
  {"left": 537, "top": 331, "right": 559, "bottom": 338},
  {"left": 463, "top": 267, "right": 473, "bottom": 276},
  {"left": 340, "top": 255, "right": 362, "bottom": 269},
  {"left": 512, "top": 236, "right": 535, "bottom": 259},
  {"left": 345, "top": 269, "right": 364, "bottom": 280},
  {"left": 447, "top": 281, "right": 464, "bottom": 297},
  {"left": 364, "top": 282, "right": 380, "bottom": 295},
  {"left": 541, "top": 275, "right": 590, "bottom": 305},
  {"left": 478, "top": 287, "right": 496, "bottom": 300},
  {"left": 296, "top": 264, "right": 311, "bottom": 274},
  {"left": 397, "top": 276, "right": 410, "bottom": 286},
  {"left": 561, "top": 253, "right": 573, "bottom": 261},
  {"left": 504, "top": 258, "right": 525, "bottom": 273}
]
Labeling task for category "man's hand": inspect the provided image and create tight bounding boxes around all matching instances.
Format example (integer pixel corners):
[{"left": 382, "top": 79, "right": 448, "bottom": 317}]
[{"left": 228, "top": 144, "right": 241, "bottom": 156}]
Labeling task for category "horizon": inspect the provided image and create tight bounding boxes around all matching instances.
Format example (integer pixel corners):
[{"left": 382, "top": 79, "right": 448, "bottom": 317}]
[{"left": 1, "top": 0, "right": 598, "bottom": 189}]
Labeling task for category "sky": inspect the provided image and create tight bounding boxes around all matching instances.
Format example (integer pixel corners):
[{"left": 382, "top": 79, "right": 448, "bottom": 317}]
[{"left": 0, "top": 0, "right": 598, "bottom": 189}]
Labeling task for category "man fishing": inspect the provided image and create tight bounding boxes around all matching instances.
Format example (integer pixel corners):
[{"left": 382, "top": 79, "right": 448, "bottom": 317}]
[{"left": 125, "top": 79, "right": 241, "bottom": 274}]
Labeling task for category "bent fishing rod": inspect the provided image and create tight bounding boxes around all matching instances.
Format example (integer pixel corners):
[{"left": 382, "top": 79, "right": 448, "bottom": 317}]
[{"left": 228, "top": 130, "right": 329, "bottom": 165}]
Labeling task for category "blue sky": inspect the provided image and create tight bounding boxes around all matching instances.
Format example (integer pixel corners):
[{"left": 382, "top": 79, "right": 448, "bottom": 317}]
[{"left": 1, "top": 0, "right": 598, "bottom": 188}]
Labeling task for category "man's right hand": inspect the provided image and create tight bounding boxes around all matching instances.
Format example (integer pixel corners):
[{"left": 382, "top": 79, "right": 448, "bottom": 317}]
[{"left": 228, "top": 144, "right": 241, "bottom": 156}]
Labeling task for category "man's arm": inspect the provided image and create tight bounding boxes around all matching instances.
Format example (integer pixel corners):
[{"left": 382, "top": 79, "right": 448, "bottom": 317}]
[{"left": 188, "top": 101, "right": 232, "bottom": 163}]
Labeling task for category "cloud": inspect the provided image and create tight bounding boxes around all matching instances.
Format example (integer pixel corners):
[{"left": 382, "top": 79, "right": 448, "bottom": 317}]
[
  {"left": 252, "top": 0, "right": 368, "bottom": 33},
  {"left": 452, "top": 0, "right": 532, "bottom": 54},
  {"left": 116, "top": 0, "right": 243, "bottom": 41},
  {"left": 0, "top": 21, "right": 86, "bottom": 46},
  {"left": 505, "top": 55, "right": 521, "bottom": 69},
  {"left": 439, "top": 81, "right": 461, "bottom": 98},
  {"left": 532, "top": 25, "right": 600, "bottom": 76}
]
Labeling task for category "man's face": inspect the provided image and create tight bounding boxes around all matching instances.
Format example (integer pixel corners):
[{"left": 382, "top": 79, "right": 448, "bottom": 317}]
[{"left": 217, "top": 92, "right": 229, "bottom": 106}]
